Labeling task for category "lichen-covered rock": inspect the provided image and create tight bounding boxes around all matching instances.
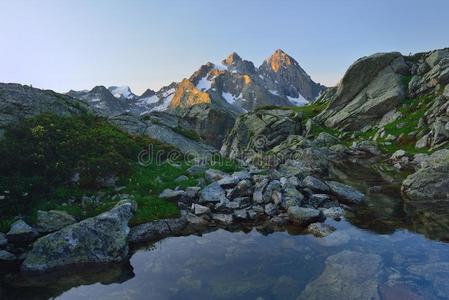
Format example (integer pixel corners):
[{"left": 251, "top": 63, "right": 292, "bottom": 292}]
[
  {"left": 402, "top": 149, "right": 449, "bottom": 203},
  {"left": 205, "top": 169, "right": 228, "bottom": 182},
  {"left": 35, "top": 210, "right": 76, "bottom": 233},
  {"left": 299, "top": 250, "right": 382, "bottom": 300},
  {"left": 6, "top": 220, "right": 38, "bottom": 244},
  {"left": 22, "top": 201, "right": 135, "bottom": 272},
  {"left": 326, "top": 181, "right": 365, "bottom": 205}
]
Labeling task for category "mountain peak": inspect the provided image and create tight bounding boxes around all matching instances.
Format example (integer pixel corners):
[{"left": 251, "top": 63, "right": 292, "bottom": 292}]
[
  {"left": 267, "top": 49, "right": 297, "bottom": 72},
  {"left": 222, "top": 52, "right": 243, "bottom": 66},
  {"left": 108, "top": 85, "right": 135, "bottom": 99}
]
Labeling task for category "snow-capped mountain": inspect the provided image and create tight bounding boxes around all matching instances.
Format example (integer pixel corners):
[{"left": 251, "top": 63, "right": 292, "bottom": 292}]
[
  {"left": 108, "top": 86, "right": 137, "bottom": 100},
  {"left": 67, "top": 86, "right": 127, "bottom": 116},
  {"left": 168, "top": 50, "right": 325, "bottom": 114}
]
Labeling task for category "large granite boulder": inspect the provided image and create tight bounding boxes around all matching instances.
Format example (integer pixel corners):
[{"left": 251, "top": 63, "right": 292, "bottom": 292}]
[
  {"left": 22, "top": 201, "right": 135, "bottom": 272},
  {"left": 317, "top": 52, "right": 408, "bottom": 130},
  {"left": 299, "top": 250, "right": 382, "bottom": 300},
  {"left": 402, "top": 149, "right": 449, "bottom": 204}
]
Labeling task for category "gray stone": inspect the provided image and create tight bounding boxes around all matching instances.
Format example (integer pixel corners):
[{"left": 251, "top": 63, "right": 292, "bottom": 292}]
[
  {"left": 217, "top": 176, "right": 239, "bottom": 188},
  {"left": 174, "top": 175, "right": 189, "bottom": 183},
  {"left": 402, "top": 149, "right": 449, "bottom": 203},
  {"left": 390, "top": 149, "right": 406, "bottom": 160},
  {"left": 191, "top": 204, "right": 210, "bottom": 215},
  {"left": 7, "top": 220, "right": 38, "bottom": 244},
  {"left": 36, "top": 210, "right": 76, "bottom": 233},
  {"left": 129, "top": 216, "right": 187, "bottom": 244},
  {"left": 184, "top": 186, "right": 201, "bottom": 201},
  {"left": 233, "top": 209, "right": 248, "bottom": 220},
  {"left": 326, "top": 181, "right": 365, "bottom": 205},
  {"left": 303, "top": 176, "right": 330, "bottom": 193},
  {"left": 287, "top": 206, "right": 324, "bottom": 226},
  {"left": 231, "top": 171, "right": 251, "bottom": 181},
  {"left": 309, "top": 194, "right": 331, "bottom": 208},
  {"left": 0, "top": 250, "right": 16, "bottom": 262},
  {"left": 264, "top": 203, "right": 278, "bottom": 216},
  {"left": 199, "top": 182, "right": 228, "bottom": 204},
  {"left": 22, "top": 201, "right": 136, "bottom": 272},
  {"left": 312, "top": 132, "right": 339, "bottom": 148},
  {"left": 306, "top": 223, "right": 336, "bottom": 237},
  {"left": 262, "top": 180, "right": 282, "bottom": 204},
  {"left": 186, "top": 165, "right": 207, "bottom": 176},
  {"left": 320, "top": 207, "right": 345, "bottom": 220},
  {"left": 0, "top": 233, "right": 7, "bottom": 248},
  {"left": 229, "top": 179, "right": 253, "bottom": 198},
  {"left": 212, "top": 214, "right": 234, "bottom": 225},
  {"left": 159, "top": 189, "right": 185, "bottom": 201},
  {"left": 298, "top": 250, "right": 382, "bottom": 300},
  {"left": 205, "top": 169, "right": 227, "bottom": 182}
]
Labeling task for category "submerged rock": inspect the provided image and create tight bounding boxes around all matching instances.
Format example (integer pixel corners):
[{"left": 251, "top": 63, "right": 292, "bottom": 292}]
[
  {"left": 0, "top": 250, "right": 16, "bottom": 262},
  {"left": 22, "top": 201, "right": 135, "bottom": 272},
  {"left": 299, "top": 250, "right": 382, "bottom": 300},
  {"left": 35, "top": 210, "right": 76, "bottom": 233},
  {"left": 306, "top": 223, "right": 336, "bottom": 237}
]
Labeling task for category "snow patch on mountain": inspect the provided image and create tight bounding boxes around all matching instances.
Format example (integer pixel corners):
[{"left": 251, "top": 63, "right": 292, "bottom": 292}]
[
  {"left": 109, "top": 86, "right": 134, "bottom": 99},
  {"left": 196, "top": 76, "right": 212, "bottom": 91},
  {"left": 287, "top": 94, "right": 308, "bottom": 106}
]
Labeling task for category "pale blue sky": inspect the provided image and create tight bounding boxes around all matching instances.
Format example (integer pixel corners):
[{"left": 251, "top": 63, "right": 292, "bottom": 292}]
[{"left": 1, "top": 0, "right": 448, "bottom": 95}]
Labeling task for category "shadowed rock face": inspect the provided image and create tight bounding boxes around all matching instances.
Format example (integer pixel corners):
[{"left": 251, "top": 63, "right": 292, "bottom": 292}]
[
  {"left": 259, "top": 49, "right": 325, "bottom": 102},
  {"left": 0, "top": 83, "right": 89, "bottom": 130}
]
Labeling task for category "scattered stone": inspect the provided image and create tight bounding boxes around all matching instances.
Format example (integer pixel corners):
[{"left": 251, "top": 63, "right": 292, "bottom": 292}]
[
  {"left": 174, "top": 175, "right": 189, "bottom": 183},
  {"left": 199, "top": 182, "right": 228, "bottom": 204},
  {"left": 264, "top": 203, "right": 278, "bottom": 216},
  {"left": 35, "top": 210, "right": 76, "bottom": 233},
  {"left": 320, "top": 207, "right": 345, "bottom": 220},
  {"left": 309, "top": 194, "right": 331, "bottom": 207},
  {"left": 233, "top": 209, "right": 248, "bottom": 220},
  {"left": 229, "top": 179, "right": 253, "bottom": 198},
  {"left": 186, "top": 165, "right": 207, "bottom": 176},
  {"left": 186, "top": 213, "right": 209, "bottom": 226},
  {"left": 306, "top": 223, "right": 336, "bottom": 237},
  {"left": 205, "top": 169, "right": 227, "bottom": 182},
  {"left": 0, "top": 250, "right": 16, "bottom": 262},
  {"left": 22, "top": 201, "right": 136, "bottom": 272},
  {"left": 212, "top": 214, "right": 234, "bottom": 225},
  {"left": 262, "top": 180, "right": 282, "bottom": 204},
  {"left": 390, "top": 149, "right": 406, "bottom": 160},
  {"left": 298, "top": 250, "right": 382, "bottom": 300},
  {"left": 0, "top": 233, "right": 7, "bottom": 248},
  {"left": 191, "top": 204, "right": 210, "bottom": 215},
  {"left": 326, "top": 181, "right": 365, "bottom": 205},
  {"left": 231, "top": 170, "right": 251, "bottom": 181},
  {"left": 303, "top": 176, "right": 330, "bottom": 193},
  {"left": 6, "top": 220, "right": 38, "bottom": 244},
  {"left": 287, "top": 206, "right": 324, "bottom": 226},
  {"left": 184, "top": 186, "right": 201, "bottom": 201},
  {"left": 159, "top": 189, "right": 185, "bottom": 201},
  {"left": 217, "top": 176, "right": 239, "bottom": 188}
]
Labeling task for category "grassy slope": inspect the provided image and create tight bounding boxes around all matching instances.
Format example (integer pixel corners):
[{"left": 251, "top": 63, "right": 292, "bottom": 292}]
[{"left": 0, "top": 113, "right": 240, "bottom": 231}]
